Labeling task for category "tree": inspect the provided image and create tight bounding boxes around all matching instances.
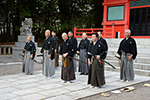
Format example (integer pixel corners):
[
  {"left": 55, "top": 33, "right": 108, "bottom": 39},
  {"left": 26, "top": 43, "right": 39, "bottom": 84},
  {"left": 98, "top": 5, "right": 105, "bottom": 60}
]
[{"left": 0, "top": 0, "right": 104, "bottom": 43}]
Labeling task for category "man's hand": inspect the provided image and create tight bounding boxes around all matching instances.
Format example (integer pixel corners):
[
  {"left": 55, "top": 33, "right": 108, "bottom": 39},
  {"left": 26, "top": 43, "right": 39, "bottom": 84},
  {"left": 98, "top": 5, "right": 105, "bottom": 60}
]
[
  {"left": 77, "top": 51, "right": 80, "bottom": 54},
  {"left": 42, "top": 53, "right": 44, "bottom": 55},
  {"left": 128, "top": 54, "right": 133, "bottom": 61},
  {"left": 63, "top": 53, "right": 68, "bottom": 58},
  {"left": 30, "top": 54, "right": 33, "bottom": 59},
  {"left": 118, "top": 55, "right": 121, "bottom": 58},
  {"left": 55, "top": 49, "right": 57, "bottom": 53},
  {"left": 88, "top": 59, "right": 91, "bottom": 65},
  {"left": 61, "top": 56, "right": 62, "bottom": 62},
  {"left": 96, "top": 55, "right": 100, "bottom": 60},
  {"left": 48, "top": 54, "right": 51, "bottom": 58}
]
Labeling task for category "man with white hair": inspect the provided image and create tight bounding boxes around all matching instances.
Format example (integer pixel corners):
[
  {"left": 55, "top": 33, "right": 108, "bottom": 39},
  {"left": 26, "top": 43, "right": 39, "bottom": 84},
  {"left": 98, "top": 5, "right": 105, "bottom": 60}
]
[
  {"left": 117, "top": 29, "right": 137, "bottom": 82},
  {"left": 59, "top": 32, "right": 76, "bottom": 83},
  {"left": 23, "top": 35, "right": 36, "bottom": 75},
  {"left": 77, "top": 32, "right": 90, "bottom": 75},
  {"left": 40, "top": 30, "right": 55, "bottom": 78}
]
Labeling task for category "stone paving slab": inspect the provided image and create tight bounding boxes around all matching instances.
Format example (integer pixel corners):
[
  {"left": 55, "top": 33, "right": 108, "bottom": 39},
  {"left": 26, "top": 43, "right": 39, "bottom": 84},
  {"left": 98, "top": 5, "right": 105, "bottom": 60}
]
[{"left": 0, "top": 68, "right": 150, "bottom": 100}]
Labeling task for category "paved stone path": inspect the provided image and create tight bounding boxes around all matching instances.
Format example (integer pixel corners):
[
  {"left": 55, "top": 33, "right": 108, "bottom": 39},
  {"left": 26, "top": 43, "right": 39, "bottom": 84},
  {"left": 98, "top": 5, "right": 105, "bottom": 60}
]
[{"left": 0, "top": 66, "right": 150, "bottom": 100}]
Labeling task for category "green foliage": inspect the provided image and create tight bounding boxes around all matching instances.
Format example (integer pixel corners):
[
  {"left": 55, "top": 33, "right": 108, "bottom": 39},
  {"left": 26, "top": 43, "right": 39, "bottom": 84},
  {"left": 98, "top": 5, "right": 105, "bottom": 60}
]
[{"left": 0, "top": 0, "right": 104, "bottom": 43}]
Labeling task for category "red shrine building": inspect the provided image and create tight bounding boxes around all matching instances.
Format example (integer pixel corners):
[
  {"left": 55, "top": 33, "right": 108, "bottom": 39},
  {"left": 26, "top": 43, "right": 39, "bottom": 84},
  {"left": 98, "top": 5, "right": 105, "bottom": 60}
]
[{"left": 74, "top": 0, "right": 150, "bottom": 38}]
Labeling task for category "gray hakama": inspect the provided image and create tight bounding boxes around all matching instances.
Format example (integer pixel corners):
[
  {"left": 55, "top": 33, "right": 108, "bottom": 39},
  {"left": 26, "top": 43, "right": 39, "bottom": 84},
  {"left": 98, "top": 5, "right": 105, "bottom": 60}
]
[
  {"left": 61, "top": 58, "right": 75, "bottom": 81},
  {"left": 79, "top": 49, "right": 89, "bottom": 74},
  {"left": 23, "top": 51, "right": 34, "bottom": 74},
  {"left": 73, "top": 54, "right": 77, "bottom": 72},
  {"left": 120, "top": 51, "right": 134, "bottom": 81},
  {"left": 43, "top": 50, "right": 55, "bottom": 77}
]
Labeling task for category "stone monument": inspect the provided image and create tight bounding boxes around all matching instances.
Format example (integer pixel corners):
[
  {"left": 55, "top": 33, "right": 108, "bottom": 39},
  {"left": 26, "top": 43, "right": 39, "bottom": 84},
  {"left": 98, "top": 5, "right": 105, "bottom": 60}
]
[{"left": 12, "top": 18, "right": 37, "bottom": 58}]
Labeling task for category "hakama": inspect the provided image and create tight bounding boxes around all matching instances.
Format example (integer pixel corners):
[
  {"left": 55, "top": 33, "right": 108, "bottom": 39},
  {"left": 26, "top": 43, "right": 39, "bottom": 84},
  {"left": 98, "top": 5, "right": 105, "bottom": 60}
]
[
  {"left": 120, "top": 51, "right": 134, "bottom": 81},
  {"left": 43, "top": 50, "right": 55, "bottom": 77},
  {"left": 61, "top": 58, "right": 75, "bottom": 81},
  {"left": 23, "top": 51, "right": 34, "bottom": 74},
  {"left": 79, "top": 49, "right": 89, "bottom": 74},
  {"left": 73, "top": 54, "right": 77, "bottom": 72},
  {"left": 88, "top": 58, "right": 105, "bottom": 88}
]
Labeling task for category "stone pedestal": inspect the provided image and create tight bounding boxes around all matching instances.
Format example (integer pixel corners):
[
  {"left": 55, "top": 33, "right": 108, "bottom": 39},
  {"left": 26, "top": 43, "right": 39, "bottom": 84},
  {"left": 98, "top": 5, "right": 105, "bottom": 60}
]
[{"left": 12, "top": 35, "right": 37, "bottom": 59}]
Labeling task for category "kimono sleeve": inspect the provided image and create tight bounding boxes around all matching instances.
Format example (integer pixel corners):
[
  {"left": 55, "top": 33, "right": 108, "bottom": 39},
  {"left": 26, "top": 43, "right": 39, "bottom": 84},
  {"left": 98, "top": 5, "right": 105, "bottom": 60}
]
[
  {"left": 88, "top": 43, "right": 92, "bottom": 59},
  {"left": 117, "top": 40, "right": 123, "bottom": 56},
  {"left": 67, "top": 41, "right": 73, "bottom": 57},
  {"left": 85, "top": 39, "right": 90, "bottom": 51},
  {"left": 131, "top": 39, "right": 137, "bottom": 60},
  {"left": 59, "top": 43, "right": 63, "bottom": 55},
  {"left": 30, "top": 42, "right": 35, "bottom": 54},
  {"left": 99, "top": 42, "right": 106, "bottom": 59}
]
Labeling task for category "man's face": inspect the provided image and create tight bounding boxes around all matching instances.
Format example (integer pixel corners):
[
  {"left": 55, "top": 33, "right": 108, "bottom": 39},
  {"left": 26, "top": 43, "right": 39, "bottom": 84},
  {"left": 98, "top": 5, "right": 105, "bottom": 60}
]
[
  {"left": 125, "top": 31, "right": 130, "bottom": 38},
  {"left": 27, "top": 36, "right": 32, "bottom": 41},
  {"left": 45, "top": 31, "right": 49, "bottom": 38},
  {"left": 82, "top": 33, "right": 87, "bottom": 39},
  {"left": 98, "top": 32, "right": 102, "bottom": 38},
  {"left": 68, "top": 32, "right": 72, "bottom": 37},
  {"left": 92, "top": 34, "right": 97, "bottom": 42},
  {"left": 62, "top": 34, "right": 67, "bottom": 41},
  {"left": 52, "top": 31, "right": 55, "bottom": 36}
]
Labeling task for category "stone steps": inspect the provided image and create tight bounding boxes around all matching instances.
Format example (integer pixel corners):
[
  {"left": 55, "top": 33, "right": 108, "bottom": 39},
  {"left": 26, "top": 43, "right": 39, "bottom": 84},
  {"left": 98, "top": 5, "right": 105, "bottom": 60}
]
[
  {"left": 106, "top": 38, "right": 150, "bottom": 49},
  {"left": 105, "top": 66, "right": 150, "bottom": 77},
  {"left": 104, "top": 39, "right": 150, "bottom": 76},
  {"left": 76, "top": 38, "right": 150, "bottom": 76},
  {"left": 107, "top": 44, "right": 150, "bottom": 49},
  {"left": 105, "top": 60, "right": 150, "bottom": 70},
  {"left": 106, "top": 55, "right": 150, "bottom": 64},
  {"left": 107, "top": 52, "right": 150, "bottom": 58}
]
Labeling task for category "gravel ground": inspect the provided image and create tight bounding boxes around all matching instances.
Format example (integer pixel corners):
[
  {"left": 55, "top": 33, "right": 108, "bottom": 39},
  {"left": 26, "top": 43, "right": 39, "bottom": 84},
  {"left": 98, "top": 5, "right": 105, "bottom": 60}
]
[
  {"left": 0, "top": 55, "right": 42, "bottom": 76},
  {"left": 0, "top": 55, "right": 22, "bottom": 63},
  {"left": 0, "top": 63, "right": 42, "bottom": 76},
  {"left": 80, "top": 81, "right": 150, "bottom": 100}
]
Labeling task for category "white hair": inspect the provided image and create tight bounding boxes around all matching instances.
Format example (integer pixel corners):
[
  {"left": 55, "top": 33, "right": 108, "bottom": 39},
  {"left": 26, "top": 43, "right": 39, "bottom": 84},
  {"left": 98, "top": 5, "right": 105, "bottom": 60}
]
[
  {"left": 82, "top": 32, "right": 87, "bottom": 35},
  {"left": 125, "top": 29, "right": 131, "bottom": 33},
  {"left": 28, "top": 35, "right": 32, "bottom": 38},
  {"left": 62, "top": 32, "right": 67, "bottom": 35},
  {"left": 97, "top": 31, "right": 102, "bottom": 34}
]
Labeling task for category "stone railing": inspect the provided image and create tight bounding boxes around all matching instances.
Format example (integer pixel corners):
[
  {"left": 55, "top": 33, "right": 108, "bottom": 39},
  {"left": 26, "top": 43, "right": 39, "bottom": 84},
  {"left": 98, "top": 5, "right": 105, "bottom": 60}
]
[{"left": 0, "top": 45, "right": 14, "bottom": 55}]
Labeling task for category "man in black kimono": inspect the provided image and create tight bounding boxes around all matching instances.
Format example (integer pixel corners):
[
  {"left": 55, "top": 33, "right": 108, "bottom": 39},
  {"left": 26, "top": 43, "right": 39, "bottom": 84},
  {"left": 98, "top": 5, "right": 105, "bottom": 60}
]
[
  {"left": 68, "top": 31, "right": 77, "bottom": 72},
  {"left": 51, "top": 30, "right": 59, "bottom": 69},
  {"left": 77, "top": 33, "right": 90, "bottom": 75},
  {"left": 117, "top": 29, "right": 137, "bottom": 82},
  {"left": 40, "top": 30, "right": 55, "bottom": 78},
  {"left": 98, "top": 31, "right": 108, "bottom": 57},
  {"left": 23, "top": 35, "right": 36, "bottom": 75},
  {"left": 59, "top": 32, "right": 75, "bottom": 83},
  {"left": 88, "top": 33, "right": 106, "bottom": 88}
]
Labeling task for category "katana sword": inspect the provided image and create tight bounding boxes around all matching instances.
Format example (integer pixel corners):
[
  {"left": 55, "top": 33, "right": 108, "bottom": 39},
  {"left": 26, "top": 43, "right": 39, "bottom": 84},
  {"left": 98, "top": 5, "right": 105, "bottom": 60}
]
[
  {"left": 37, "top": 54, "right": 43, "bottom": 57},
  {"left": 56, "top": 53, "right": 86, "bottom": 64},
  {"left": 88, "top": 52, "right": 116, "bottom": 69},
  {"left": 115, "top": 55, "right": 121, "bottom": 59},
  {"left": 18, "top": 54, "right": 40, "bottom": 64}
]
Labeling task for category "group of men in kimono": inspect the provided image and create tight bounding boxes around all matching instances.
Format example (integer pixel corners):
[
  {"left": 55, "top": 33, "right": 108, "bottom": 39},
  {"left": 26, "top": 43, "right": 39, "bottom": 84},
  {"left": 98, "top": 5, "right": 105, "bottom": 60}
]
[{"left": 22, "top": 29, "right": 137, "bottom": 88}]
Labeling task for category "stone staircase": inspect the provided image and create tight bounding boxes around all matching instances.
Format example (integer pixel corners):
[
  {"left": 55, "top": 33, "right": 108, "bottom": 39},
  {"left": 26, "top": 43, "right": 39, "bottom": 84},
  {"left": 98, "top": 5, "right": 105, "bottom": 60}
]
[
  {"left": 76, "top": 38, "right": 150, "bottom": 76},
  {"left": 105, "top": 39, "right": 150, "bottom": 76}
]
